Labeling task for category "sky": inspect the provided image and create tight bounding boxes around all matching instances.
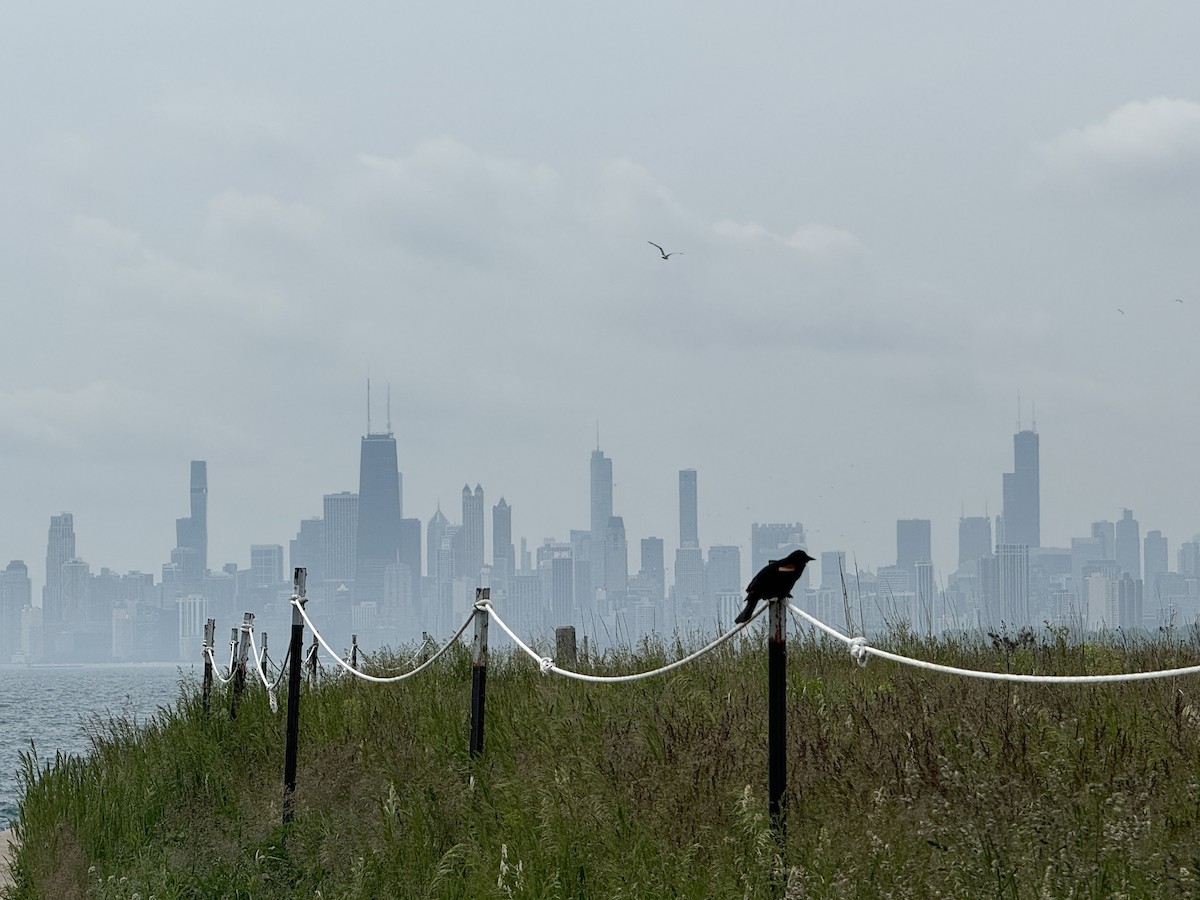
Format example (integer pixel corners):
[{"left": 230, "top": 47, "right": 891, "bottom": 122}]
[{"left": 3, "top": 2, "right": 1200, "bottom": 596}]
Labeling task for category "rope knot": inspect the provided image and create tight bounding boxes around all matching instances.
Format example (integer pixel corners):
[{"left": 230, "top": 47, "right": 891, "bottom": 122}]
[
  {"left": 848, "top": 637, "right": 870, "bottom": 668},
  {"left": 539, "top": 657, "right": 555, "bottom": 676}
]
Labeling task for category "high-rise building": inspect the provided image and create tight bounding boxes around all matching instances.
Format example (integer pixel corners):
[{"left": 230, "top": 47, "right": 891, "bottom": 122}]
[
  {"left": 706, "top": 546, "right": 741, "bottom": 597},
  {"left": 398, "top": 518, "right": 422, "bottom": 605},
  {"left": 462, "top": 484, "right": 485, "bottom": 582},
  {"left": 1143, "top": 530, "right": 1168, "bottom": 613},
  {"left": 996, "top": 543, "right": 1030, "bottom": 627},
  {"left": 896, "top": 519, "right": 932, "bottom": 572},
  {"left": 679, "top": 469, "right": 698, "bottom": 549},
  {"left": 174, "top": 461, "right": 208, "bottom": 578},
  {"left": 355, "top": 433, "right": 403, "bottom": 608},
  {"left": 958, "top": 516, "right": 992, "bottom": 568},
  {"left": 322, "top": 492, "right": 358, "bottom": 601},
  {"left": 1001, "top": 428, "right": 1040, "bottom": 548},
  {"left": 427, "top": 508, "right": 448, "bottom": 582},
  {"left": 250, "top": 545, "right": 285, "bottom": 589},
  {"left": 1, "top": 561, "right": 31, "bottom": 663},
  {"left": 751, "top": 523, "right": 807, "bottom": 577},
  {"left": 1115, "top": 509, "right": 1141, "bottom": 580},
  {"left": 289, "top": 518, "right": 325, "bottom": 587},
  {"left": 493, "top": 498, "right": 514, "bottom": 579},
  {"left": 43, "top": 513, "right": 76, "bottom": 624},
  {"left": 639, "top": 538, "right": 665, "bottom": 602},
  {"left": 605, "top": 516, "right": 628, "bottom": 603},
  {"left": 1091, "top": 521, "right": 1116, "bottom": 560},
  {"left": 590, "top": 448, "right": 613, "bottom": 594},
  {"left": 820, "top": 551, "right": 846, "bottom": 592}
]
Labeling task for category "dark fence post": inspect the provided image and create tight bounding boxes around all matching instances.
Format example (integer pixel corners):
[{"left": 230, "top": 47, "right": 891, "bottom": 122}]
[
  {"left": 231, "top": 612, "right": 252, "bottom": 720},
  {"left": 768, "top": 596, "right": 787, "bottom": 848},
  {"left": 470, "top": 588, "right": 490, "bottom": 758},
  {"left": 351, "top": 634, "right": 358, "bottom": 670},
  {"left": 260, "top": 632, "right": 269, "bottom": 681},
  {"left": 555, "top": 626, "right": 577, "bottom": 665},
  {"left": 308, "top": 634, "right": 319, "bottom": 685},
  {"left": 202, "top": 618, "right": 215, "bottom": 716},
  {"left": 283, "top": 568, "right": 306, "bottom": 825}
]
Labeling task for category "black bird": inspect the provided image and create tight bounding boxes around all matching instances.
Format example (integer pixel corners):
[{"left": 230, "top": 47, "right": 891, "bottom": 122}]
[
  {"left": 734, "top": 550, "right": 815, "bottom": 624},
  {"left": 648, "top": 241, "right": 681, "bottom": 259}
]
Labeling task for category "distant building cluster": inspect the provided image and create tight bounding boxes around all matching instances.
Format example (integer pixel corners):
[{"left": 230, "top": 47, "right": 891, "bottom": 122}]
[{"left": 1, "top": 412, "right": 1191, "bottom": 664}]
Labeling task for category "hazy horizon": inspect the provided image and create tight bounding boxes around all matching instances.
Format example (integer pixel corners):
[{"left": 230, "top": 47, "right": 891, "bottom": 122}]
[{"left": 4, "top": 3, "right": 1200, "bottom": 592}]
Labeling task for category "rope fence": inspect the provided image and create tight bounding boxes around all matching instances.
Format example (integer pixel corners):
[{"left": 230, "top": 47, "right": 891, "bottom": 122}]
[
  {"left": 199, "top": 566, "right": 1200, "bottom": 849},
  {"left": 788, "top": 603, "right": 1200, "bottom": 683}
]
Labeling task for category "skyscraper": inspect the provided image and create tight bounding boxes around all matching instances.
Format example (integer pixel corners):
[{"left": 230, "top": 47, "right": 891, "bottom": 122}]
[
  {"left": 1001, "top": 428, "right": 1040, "bottom": 548},
  {"left": 355, "top": 432, "right": 403, "bottom": 608},
  {"left": 679, "top": 469, "right": 698, "bottom": 549},
  {"left": 1114, "top": 509, "right": 1141, "bottom": 580},
  {"left": 751, "top": 523, "right": 806, "bottom": 574},
  {"left": 896, "top": 519, "right": 932, "bottom": 572},
  {"left": 1143, "top": 530, "right": 1167, "bottom": 599},
  {"left": 426, "top": 507, "right": 448, "bottom": 583},
  {"left": 958, "top": 516, "right": 992, "bottom": 568},
  {"left": 590, "top": 448, "right": 612, "bottom": 595},
  {"left": 605, "top": 516, "right": 628, "bottom": 603},
  {"left": 996, "top": 543, "right": 1030, "bottom": 626},
  {"left": 322, "top": 492, "right": 358, "bottom": 601},
  {"left": 0, "top": 561, "right": 31, "bottom": 664},
  {"left": 706, "top": 545, "right": 741, "bottom": 596},
  {"left": 492, "top": 498, "right": 514, "bottom": 580},
  {"left": 639, "top": 538, "right": 665, "bottom": 602},
  {"left": 43, "top": 513, "right": 76, "bottom": 624},
  {"left": 174, "top": 461, "right": 208, "bottom": 579},
  {"left": 462, "top": 484, "right": 485, "bottom": 581}
]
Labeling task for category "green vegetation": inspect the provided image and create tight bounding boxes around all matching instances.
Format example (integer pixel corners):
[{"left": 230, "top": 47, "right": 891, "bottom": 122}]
[{"left": 8, "top": 626, "right": 1200, "bottom": 898}]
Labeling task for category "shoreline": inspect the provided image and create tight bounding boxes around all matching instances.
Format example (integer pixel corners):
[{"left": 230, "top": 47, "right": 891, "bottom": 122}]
[{"left": 0, "top": 828, "right": 14, "bottom": 888}]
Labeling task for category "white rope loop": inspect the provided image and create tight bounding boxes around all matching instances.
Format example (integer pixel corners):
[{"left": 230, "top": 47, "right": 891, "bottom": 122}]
[
  {"left": 479, "top": 599, "right": 764, "bottom": 683},
  {"left": 789, "top": 603, "right": 1200, "bottom": 684},
  {"left": 292, "top": 596, "right": 476, "bottom": 684},
  {"left": 245, "top": 625, "right": 279, "bottom": 712},
  {"left": 203, "top": 646, "right": 234, "bottom": 686}
]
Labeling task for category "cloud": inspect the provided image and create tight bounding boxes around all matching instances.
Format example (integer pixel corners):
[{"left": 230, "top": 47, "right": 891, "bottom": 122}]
[
  {"left": 713, "top": 219, "right": 867, "bottom": 259},
  {"left": 1029, "top": 97, "right": 1200, "bottom": 194}
]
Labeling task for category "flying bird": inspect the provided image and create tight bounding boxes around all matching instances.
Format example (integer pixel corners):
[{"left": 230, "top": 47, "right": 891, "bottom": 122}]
[
  {"left": 734, "top": 550, "right": 815, "bottom": 624},
  {"left": 648, "top": 241, "right": 681, "bottom": 260},
  {"left": 1117, "top": 308, "right": 1125, "bottom": 315},
  {"left": 1176, "top": 298, "right": 1184, "bottom": 304}
]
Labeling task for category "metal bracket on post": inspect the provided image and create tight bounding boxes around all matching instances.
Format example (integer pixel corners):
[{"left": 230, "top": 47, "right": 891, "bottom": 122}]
[
  {"left": 283, "top": 567, "right": 307, "bottom": 825},
  {"left": 470, "top": 588, "right": 490, "bottom": 758},
  {"left": 768, "top": 596, "right": 788, "bottom": 850}
]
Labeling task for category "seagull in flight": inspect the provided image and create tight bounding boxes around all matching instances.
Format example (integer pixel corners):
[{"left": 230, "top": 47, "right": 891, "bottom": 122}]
[
  {"left": 648, "top": 241, "right": 681, "bottom": 260},
  {"left": 1175, "top": 298, "right": 1184, "bottom": 304},
  {"left": 1117, "top": 308, "right": 1125, "bottom": 315}
]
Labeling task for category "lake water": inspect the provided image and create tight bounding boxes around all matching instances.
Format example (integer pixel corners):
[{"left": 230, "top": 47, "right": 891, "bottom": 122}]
[{"left": 0, "top": 664, "right": 194, "bottom": 829}]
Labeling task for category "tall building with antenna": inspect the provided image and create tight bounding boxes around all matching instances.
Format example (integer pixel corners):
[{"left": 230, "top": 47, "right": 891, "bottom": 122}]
[
  {"left": 1001, "top": 401, "right": 1040, "bottom": 548},
  {"left": 589, "top": 443, "right": 612, "bottom": 597},
  {"left": 354, "top": 379, "right": 403, "bottom": 611}
]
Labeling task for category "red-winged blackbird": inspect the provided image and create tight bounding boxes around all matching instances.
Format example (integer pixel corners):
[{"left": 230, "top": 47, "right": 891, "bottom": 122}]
[{"left": 734, "top": 549, "right": 815, "bottom": 624}]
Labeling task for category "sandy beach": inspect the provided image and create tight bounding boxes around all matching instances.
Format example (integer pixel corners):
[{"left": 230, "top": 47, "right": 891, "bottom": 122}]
[{"left": 0, "top": 828, "right": 14, "bottom": 888}]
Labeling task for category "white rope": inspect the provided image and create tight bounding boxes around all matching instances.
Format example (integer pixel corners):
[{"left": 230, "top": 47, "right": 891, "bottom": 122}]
[
  {"left": 480, "top": 599, "right": 764, "bottom": 683},
  {"left": 790, "top": 604, "right": 1200, "bottom": 684},
  {"left": 204, "top": 646, "right": 234, "bottom": 686},
  {"left": 291, "top": 596, "right": 476, "bottom": 683},
  {"left": 246, "top": 626, "right": 279, "bottom": 712}
]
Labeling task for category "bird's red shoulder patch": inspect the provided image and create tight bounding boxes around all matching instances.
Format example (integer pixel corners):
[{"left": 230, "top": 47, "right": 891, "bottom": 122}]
[{"left": 778, "top": 564, "right": 795, "bottom": 572}]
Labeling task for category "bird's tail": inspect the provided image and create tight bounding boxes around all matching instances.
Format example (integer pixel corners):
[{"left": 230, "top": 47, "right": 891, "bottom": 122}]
[{"left": 734, "top": 600, "right": 756, "bottom": 625}]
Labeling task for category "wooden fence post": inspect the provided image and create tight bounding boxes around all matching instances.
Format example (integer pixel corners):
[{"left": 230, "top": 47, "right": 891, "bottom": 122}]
[
  {"left": 283, "top": 568, "right": 306, "bottom": 825},
  {"left": 351, "top": 634, "right": 358, "bottom": 670},
  {"left": 470, "top": 588, "right": 490, "bottom": 757},
  {"left": 308, "top": 634, "right": 319, "bottom": 685},
  {"left": 260, "top": 632, "right": 269, "bottom": 681},
  {"left": 231, "top": 612, "right": 252, "bottom": 720},
  {"left": 555, "top": 626, "right": 577, "bottom": 666},
  {"left": 202, "top": 618, "right": 215, "bottom": 717}
]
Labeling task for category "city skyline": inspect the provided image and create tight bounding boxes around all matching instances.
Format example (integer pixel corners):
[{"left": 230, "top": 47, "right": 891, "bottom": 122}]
[{"left": 3, "top": 5, "right": 1200, "bottom": 620}]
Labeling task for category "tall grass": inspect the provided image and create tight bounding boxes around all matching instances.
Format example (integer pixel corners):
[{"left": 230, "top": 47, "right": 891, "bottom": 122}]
[{"left": 7, "top": 627, "right": 1200, "bottom": 898}]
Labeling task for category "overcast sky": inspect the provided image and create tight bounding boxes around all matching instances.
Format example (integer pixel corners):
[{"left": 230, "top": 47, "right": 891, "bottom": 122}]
[{"left": 4, "top": 3, "right": 1200, "bottom": 594}]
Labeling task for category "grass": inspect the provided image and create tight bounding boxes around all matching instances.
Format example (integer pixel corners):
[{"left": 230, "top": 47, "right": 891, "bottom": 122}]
[{"left": 7, "top": 624, "right": 1200, "bottom": 898}]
